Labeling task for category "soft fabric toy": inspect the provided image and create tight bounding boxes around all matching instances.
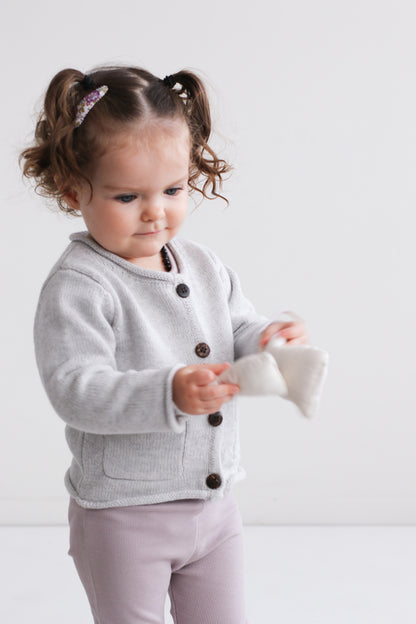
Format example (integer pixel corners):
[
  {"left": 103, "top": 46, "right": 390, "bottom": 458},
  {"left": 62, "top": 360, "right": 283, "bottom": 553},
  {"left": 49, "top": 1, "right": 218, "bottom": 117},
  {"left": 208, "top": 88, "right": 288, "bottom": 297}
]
[
  {"left": 218, "top": 351, "right": 288, "bottom": 397},
  {"left": 218, "top": 319, "right": 329, "bottom": 419}
]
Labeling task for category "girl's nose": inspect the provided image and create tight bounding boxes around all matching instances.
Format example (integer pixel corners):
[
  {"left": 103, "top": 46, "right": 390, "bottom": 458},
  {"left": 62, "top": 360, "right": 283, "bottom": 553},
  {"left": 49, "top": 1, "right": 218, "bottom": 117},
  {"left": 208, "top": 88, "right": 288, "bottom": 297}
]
[{"left": 141, "top": 199, "right": 164, "bottom": 221}]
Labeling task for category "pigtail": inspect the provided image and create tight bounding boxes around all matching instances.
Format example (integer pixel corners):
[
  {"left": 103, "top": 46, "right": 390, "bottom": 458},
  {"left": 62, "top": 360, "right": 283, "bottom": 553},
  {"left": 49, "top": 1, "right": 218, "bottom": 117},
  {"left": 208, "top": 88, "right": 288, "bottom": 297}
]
[
  {"left": 21, "top": 64, "right": 232, "bottom": 214},
  {"left": 20, "top": 68, "right": 88, "bottom": 215},
  {"left": 173, "top": 71, "right": 232, "bottom": 204}
]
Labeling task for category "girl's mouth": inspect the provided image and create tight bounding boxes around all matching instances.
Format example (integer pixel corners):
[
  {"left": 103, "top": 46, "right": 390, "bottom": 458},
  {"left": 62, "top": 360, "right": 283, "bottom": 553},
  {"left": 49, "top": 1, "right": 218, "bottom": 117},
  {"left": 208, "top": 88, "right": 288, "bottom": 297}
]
[{"left": 135, "top": 230, "right": 162, "bottom": 236}]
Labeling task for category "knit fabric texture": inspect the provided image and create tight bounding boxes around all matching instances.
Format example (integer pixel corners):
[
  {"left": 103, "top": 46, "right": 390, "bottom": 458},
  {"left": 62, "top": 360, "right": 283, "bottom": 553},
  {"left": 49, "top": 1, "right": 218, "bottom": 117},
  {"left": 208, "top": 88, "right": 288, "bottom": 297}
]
[{"left": 34, "top": 232, "right": 271, "bottom": 508}]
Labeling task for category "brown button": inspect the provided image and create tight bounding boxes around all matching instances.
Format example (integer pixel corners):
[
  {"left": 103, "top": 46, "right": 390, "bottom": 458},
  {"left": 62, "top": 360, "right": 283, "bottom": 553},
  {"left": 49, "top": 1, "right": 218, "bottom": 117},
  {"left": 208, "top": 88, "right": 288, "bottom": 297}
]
[
  {"left": 208, "top": 412, "right": 223, "bottom": 427},
  {"left": 195, "top": 342, "right": 210, "bottom": 358},
  {"left": 206, "top": 473, "right": 222, "bottom": 489}
]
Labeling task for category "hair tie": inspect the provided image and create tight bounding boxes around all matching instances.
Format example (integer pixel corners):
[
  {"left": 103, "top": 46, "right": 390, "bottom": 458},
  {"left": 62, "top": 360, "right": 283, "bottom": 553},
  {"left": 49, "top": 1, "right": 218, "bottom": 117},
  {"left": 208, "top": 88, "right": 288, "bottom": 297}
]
[
  {"left": 80, "top": 74, "right": 96, "bottom": 90},
  {"left": 163, "top": 75, "right": 176, "bottom": 89},
  {"left": 74, "top": 85, "right": 108, "bottom": 128}
]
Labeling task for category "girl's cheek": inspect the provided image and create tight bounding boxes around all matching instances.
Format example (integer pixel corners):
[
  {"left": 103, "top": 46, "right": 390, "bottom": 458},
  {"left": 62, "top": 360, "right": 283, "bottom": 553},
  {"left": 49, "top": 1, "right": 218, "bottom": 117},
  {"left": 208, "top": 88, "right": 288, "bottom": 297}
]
[{"left": 109, "top": 207, "right": 133, "bottom": 228}]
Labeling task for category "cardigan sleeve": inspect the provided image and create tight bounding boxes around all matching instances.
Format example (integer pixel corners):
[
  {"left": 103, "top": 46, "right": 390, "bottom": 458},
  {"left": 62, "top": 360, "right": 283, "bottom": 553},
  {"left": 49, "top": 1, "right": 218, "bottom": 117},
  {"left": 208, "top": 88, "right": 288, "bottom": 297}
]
[
  {"left": 207, "top": 253, "right": 272, "bottom": 359},
  {"left": 33, "top": 269, "right": 187, "bottom": 435},
  {"left": 225, "top": 264, "right": 272, "bottom": 359}
]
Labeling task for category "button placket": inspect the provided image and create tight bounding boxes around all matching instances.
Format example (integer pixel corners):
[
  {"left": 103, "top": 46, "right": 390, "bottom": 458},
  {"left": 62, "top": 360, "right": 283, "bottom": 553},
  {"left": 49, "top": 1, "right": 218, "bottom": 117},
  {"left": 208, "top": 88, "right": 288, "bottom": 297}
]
[
  {"left": 208, "top": 412, "right": 223, "bottom": 427},
  {"left": 206, "top": 473, "right": 222, "bottom": 489},
  {"left": 195, "top": 343, "right": 210, "bottom": 358},
  {"left": 174, "top": 279, "right": 211, "bottom": 362},
  {"left": 176, "top": 283, "right": 190, "bottom": 298}
]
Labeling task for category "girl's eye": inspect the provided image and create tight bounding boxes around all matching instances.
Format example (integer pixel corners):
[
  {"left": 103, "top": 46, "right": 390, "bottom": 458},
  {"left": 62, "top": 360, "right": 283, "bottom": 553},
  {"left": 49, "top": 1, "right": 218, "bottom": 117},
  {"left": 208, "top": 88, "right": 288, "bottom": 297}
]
[
  {"left": 164, "top": 187, "right": 181, "bottom": 196},
  {"left": 116, "top": 194, "right": 136, "bottom": 203}
]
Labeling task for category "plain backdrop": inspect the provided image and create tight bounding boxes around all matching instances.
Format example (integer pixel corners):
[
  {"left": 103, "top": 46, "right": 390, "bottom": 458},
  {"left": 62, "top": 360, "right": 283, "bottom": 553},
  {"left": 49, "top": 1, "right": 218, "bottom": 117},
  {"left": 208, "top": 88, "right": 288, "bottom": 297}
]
[{"left": 1, "top": 0, "right": 415, "bottom": 525}]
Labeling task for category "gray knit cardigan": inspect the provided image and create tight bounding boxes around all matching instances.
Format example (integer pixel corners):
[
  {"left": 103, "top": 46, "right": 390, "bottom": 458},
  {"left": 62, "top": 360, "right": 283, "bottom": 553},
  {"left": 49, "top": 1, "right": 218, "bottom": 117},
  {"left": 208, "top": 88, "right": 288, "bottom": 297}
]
[{"left": 34, "top": 232, "right": 271, "bottom": 508}]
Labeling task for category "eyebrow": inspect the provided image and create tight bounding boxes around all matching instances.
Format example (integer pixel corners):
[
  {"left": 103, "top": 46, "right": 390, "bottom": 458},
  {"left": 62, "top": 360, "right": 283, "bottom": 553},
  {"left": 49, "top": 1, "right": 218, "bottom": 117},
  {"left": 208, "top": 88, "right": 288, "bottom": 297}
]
[{"left": 103, "top": 177, "right": 189, "bottom": 191}]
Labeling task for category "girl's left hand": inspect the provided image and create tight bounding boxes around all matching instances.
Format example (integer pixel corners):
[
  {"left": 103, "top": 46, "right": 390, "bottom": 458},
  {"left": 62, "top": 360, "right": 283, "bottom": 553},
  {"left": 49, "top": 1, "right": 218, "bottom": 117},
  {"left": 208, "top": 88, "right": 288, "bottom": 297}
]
[{"left": 259, "top": 319, "right": 309, "bottom": 348}]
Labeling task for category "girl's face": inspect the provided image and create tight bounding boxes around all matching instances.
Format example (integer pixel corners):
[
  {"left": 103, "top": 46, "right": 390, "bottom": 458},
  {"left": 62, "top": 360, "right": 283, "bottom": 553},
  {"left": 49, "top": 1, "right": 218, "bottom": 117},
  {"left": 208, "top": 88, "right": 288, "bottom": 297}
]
[{"left": 69, "top": 119, "right": 190, "bottom": 270}]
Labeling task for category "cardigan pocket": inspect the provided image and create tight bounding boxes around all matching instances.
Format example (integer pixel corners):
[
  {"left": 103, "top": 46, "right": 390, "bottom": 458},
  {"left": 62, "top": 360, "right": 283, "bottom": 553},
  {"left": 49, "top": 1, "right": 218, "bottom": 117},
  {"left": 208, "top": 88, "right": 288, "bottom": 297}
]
[{"left": 102, "top": 430, "right": 186, "bottom": 481}]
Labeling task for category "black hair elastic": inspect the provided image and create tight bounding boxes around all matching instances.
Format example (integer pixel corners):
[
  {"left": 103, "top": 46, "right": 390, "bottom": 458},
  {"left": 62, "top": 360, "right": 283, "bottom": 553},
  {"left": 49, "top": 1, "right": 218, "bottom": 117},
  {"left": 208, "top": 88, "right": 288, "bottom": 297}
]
[
  {"left": 163, "top": 75, "right": 176, "bottom": 88},
  {"left": 80, "top": 74, "right": 96, "bottom": 90}
]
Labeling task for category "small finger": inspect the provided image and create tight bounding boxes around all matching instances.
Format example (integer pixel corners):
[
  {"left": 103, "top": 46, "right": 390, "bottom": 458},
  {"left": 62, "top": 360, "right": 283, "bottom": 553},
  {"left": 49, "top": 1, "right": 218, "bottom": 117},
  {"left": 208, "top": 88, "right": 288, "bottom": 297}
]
[
  {"left": 191, "top": 364, "right": 229, "bottom": 386},
  {"left": 194, "top": 362, "right": 231, "bottom": 385},
  {"left": 286, "top": 336, "right": 309, "bottom": 346},
  {"left": 259, "top": 323, "right": 286, "bottom": 346},
  {"left": 199, "top": 392, "right": 239, "bottom": 414},
  {"left": 278, "top": 323, "right": 307, "bottom": 342},
  {"left": 199, "top": 383, "right": 240, "bottom": 402},
  {"left": 260, "top": 323, "right": 298, "bottom": 346}
]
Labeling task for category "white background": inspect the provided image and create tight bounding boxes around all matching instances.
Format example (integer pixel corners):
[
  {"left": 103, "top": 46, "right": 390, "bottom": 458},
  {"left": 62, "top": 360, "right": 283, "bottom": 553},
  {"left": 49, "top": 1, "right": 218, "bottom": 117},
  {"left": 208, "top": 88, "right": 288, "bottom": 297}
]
[{"left": 1, "top": 0, "right": 415, "bottom": 525}]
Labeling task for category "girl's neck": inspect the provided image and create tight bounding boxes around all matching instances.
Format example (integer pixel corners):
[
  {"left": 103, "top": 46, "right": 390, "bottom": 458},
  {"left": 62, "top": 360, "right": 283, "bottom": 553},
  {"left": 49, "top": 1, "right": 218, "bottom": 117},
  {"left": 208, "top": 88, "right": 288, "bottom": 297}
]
[{"left": 122, "top": 246, "right": 172, "bottom": 272}]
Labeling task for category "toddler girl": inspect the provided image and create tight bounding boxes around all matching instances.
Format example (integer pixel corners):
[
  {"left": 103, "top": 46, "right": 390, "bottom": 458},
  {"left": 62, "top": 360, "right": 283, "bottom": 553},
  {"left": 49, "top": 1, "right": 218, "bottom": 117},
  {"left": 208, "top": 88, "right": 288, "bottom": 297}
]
[{"left": 21, "top": 65, "right": 308, "bottom": 624}]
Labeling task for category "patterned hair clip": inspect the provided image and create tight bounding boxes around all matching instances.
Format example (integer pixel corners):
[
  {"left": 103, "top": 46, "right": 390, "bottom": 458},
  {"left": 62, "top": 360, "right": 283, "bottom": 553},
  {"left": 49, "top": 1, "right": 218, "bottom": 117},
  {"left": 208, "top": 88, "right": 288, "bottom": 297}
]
[{"left": 74, "top": 85, "right": 108, "bottom": 128}]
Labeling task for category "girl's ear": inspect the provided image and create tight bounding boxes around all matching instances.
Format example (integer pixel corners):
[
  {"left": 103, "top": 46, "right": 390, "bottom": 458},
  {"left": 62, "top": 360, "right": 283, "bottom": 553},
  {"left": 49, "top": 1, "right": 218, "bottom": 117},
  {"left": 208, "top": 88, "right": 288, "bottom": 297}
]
[
  {"left": 55, "top": 173, "right": 83, "bottom": 214},
  {"left": 64, "top": 189, "right": 81, "bottom": 213}
]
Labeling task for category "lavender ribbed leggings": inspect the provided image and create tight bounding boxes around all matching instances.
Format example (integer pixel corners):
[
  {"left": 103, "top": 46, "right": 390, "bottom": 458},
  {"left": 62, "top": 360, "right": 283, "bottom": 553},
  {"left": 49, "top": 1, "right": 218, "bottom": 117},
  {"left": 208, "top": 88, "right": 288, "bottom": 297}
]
[{"left": 68, "top": 492, "right": 247, "bottom": 624}]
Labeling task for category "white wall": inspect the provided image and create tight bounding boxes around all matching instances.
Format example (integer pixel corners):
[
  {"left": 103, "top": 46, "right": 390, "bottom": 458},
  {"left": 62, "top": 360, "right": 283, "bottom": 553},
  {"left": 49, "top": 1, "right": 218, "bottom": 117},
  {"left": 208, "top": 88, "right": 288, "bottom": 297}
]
[{"left": 1, "top": 0, "right": 415, "bottom": 525}]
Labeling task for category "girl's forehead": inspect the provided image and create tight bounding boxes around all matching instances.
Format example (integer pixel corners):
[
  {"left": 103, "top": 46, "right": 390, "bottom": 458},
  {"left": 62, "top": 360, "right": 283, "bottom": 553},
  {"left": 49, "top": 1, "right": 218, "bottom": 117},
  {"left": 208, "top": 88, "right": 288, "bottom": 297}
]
[
  {"left": 92, "top": 118, "right": 190, "bottom": 168},
  {"left": 91, "top": 119, "right": 190, "bottom": 184},
  {"left": 111, "top": 118, "right": 190, "bottom": 151}
]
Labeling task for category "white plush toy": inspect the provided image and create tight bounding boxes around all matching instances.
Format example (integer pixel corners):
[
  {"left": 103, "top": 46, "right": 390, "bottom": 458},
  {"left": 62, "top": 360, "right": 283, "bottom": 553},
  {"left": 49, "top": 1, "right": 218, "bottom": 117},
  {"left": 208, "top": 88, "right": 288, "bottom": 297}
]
[{"left": 218, "top": 315, "right": 329, "bottom": 419}]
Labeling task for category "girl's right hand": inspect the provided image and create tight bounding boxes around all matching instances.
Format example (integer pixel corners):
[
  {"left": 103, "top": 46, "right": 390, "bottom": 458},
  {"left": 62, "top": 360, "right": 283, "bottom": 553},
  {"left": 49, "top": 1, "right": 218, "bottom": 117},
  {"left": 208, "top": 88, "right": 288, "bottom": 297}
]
[{"left": 173, "top": 363, "right": 240, "bottom": 415}]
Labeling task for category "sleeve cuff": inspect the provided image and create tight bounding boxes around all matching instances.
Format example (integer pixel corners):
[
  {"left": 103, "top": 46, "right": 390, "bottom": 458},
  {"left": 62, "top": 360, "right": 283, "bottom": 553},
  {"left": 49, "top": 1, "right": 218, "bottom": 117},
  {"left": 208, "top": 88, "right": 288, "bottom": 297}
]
[{"left": 165, "top": 364, "right": 192, "bottom": 432}]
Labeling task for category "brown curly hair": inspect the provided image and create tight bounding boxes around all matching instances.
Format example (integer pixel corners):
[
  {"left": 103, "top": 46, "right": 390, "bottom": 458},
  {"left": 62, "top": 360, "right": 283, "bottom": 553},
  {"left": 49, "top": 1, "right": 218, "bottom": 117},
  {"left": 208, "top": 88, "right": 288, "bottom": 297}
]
[{"left": 20, "top": 65, "right": 232, "bottom": 216}]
